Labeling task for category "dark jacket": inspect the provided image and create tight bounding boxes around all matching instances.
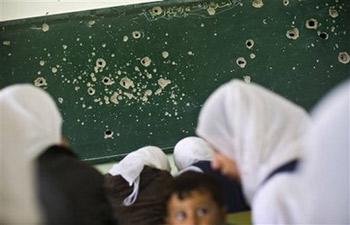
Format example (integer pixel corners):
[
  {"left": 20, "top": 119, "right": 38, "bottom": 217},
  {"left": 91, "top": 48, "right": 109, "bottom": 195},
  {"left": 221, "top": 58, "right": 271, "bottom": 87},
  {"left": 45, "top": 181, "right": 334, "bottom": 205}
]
[{"left": 37, "top": 145, "right": 117, "bottom": 225}]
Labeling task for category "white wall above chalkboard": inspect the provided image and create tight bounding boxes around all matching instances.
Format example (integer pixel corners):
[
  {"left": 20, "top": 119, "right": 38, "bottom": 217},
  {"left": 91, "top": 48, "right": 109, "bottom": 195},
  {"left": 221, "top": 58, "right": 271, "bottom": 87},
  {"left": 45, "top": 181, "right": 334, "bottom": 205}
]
[{"left": 0, "top": 0, "right": 161, "bottom": 22}]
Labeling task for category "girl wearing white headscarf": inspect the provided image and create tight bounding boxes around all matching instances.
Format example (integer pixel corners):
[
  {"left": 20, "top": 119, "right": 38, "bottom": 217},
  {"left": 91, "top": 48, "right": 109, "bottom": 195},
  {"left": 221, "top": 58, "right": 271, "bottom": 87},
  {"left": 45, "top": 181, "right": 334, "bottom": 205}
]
[
  {"left": 0, "top": 84, "right": 60, "bottom": 224},
  {"left": 253, "top": 81, "right": 350, "bottom": 224},
  {"left": 196, "top": 79, "right": 310, "bottom": 221},
  {"left": 173, "top": 136, "right": 214, "bottom": 173},
  {"left": 300, "top": 80, "right": 349, "bottom": 224},
  {"left": 0, "top": 84, "right": 116, "bottom": 225},
  {"left": 105, "top": 146, "right": 173, "bottom": 225}
]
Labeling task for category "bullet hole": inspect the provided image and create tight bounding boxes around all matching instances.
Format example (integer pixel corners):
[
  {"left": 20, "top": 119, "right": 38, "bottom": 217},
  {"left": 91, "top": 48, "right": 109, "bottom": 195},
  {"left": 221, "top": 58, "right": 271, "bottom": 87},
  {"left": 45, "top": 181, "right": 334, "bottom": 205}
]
[
  {"left": 283, "top": 0, "right": 289, "bottom": 6},
  {"left": 305, "top": 18, "right": 318, "bottom": 29},
  {"left": 34, "top": 77, "right": 47, "bottom": 87},
  {"left": 96, "top": 58, "right": 106, "bottom": 68},
  {"left": 151, "top": 6, "right": 163, "bottom": 16},
  {"left": 245, "top": 39, "right": 254, "bottom": 49},
  {"left": 236, "top": 57, "right": 247, "bottom": 68},
  {"left": 141, "top": 56, "right": 151, "bottom": 67},
  {"left": 102, "top": 77, "right": 114, "bottom": 85},
  {"left": 338, "top": 52, "right": 350, "bottom": 64},
  {"left": 286, "top": 27, "right": 299, "bottom": 40},
  {"left": 104, "top": 129, "right": 114, "bottom": 139},
  {"left": 87, "top": 87, "right": 96, "bottom": 95},
  {"left": 318, "top": 31, "right": 329, "bottom": 40},
  {"left": 120, "top": 77, "right": 135, "bottom": 89},
  {"left": 132, "top": 31, "right": 142, "bottom": 39}
]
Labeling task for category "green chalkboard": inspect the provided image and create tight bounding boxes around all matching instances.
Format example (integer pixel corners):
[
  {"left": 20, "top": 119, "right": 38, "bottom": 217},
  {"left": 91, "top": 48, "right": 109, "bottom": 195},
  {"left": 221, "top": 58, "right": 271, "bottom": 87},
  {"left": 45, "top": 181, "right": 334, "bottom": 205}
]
[{"left": 1, "top": 0, "right": 349, "bottom": 164}]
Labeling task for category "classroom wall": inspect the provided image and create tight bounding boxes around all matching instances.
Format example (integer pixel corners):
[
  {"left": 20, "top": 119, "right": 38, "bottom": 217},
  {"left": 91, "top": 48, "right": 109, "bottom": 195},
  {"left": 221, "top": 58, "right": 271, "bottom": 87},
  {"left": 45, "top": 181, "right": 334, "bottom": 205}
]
[{"left": 0, "top": 0, "right": 161, "bottom": 21}]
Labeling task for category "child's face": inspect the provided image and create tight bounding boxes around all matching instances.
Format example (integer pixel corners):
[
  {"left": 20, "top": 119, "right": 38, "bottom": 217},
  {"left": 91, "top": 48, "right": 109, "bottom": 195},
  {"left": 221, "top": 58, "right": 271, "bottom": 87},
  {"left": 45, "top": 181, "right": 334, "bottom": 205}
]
[{"left": 166, "top": 190, "right": 225, "bottom": 225}]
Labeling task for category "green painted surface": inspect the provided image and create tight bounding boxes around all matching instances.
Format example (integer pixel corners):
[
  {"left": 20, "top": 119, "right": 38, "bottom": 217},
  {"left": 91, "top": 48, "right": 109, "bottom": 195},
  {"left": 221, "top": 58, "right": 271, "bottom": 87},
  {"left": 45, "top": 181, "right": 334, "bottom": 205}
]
[
  {"left": 227, "top": 211, "right": 251, "bottom": 225},
  {"left": 0, "top": 0, "right": 349, "bottom": 164}
]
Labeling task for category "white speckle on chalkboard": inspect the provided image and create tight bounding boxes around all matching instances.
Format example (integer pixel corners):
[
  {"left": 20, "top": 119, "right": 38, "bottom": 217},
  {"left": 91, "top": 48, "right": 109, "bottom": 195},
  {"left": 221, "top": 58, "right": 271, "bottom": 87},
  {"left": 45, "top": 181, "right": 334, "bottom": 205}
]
[
  {"left": 88, "top": 20, "right": 95, "bottom": 27},
  {"left": 120, "top": 77, "right": 135, "bottom": 89},
  {"left": 39, "top": 60, "right": 45, "bottom": 66},
  {"left": 51, "top": 67, "right": 58, "bottom": 73},
  {"left": 243, "top": 76, "right": 251, "bottom": 83},
  {"left": 62, "top": 44, "right": 67, "bottom": 50},
  {"left": 187, "top": 51, "right": 195, "bottom": 56},
  {"left": 286, "top": 27, "right": 299, "bottom": 40},
  {"left": 305, "top": 18, "right": 318, "bottom": 29},
  {"left": 110, "top": 92, "right": 119, "bottom": 104},
  {"left": 250, "top": 53, "right": 256, "bottom": 59},
  {"left": 283, "top": 0, "right": 289, "bottom": 6},
  {"left": 58, "top": 97, "right": 63, "bottom": 104},
  {"left": 132, "top": 31, "right": 142, "bottom": 39},
  {"left": 158, "top": 78, "right": 171, "bottom": 89},
  {"left": 162, "top": 51, "right": 169, "bottom": 59},
  {"left": 42, "top": 23, "right": 49, "bottom": 32},
  {"left": 329, "top": 6, "right": 339, "bottom": 18},
  {"left": 102, "top": 43, "right": 106, "bottom": 48},
  {"left": 207, "top": 7, "right": 216, "bottom": 15},
  {"left": 200, "top": 23, "right": 205, "bottom": 27},
  {"left": 123, "top": 35, "right": 129, "bottom": 42},
  {"left": 34, "top": 77, "right": 47, "bottom": 87},
  {"left": 2, "top": 41, "right": 10, "bottom": 46},
  {"left": 245, "top": 39, "right": 254, "bottom": 49},
  {"left": 292, "top": 66, "right": 296, "bottom": 70},
  {"left": 111, "top": 53, "right": 115, "bottom": 57},
  {"left": 88, "top": 35, "right": 92, "bottom": 39},
  {"left": 338, "top": 52, "right": 350, "bottom": 64},
  {"left": 236, "top": 57, "right": 247, "bottom": 68},
  {"left": 63, "top": 57, "right": 67, "bottom": 62},
  {"left": 141, "top": 56, "right": 151, "bottom": 67},
  {"left": 252, "top": 0, "right": 264, "bottom": 8},
  {"left": 124, "top": 92, "right": 135, "bottom": 99}
]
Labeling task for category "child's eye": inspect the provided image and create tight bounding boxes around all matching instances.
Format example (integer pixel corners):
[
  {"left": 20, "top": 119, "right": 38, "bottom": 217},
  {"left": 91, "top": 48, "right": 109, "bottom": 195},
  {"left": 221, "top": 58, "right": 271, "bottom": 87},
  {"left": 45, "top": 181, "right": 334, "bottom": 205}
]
[
  {"left": 196, "top": 207, "right": 209, "bottom": 217},
  {"left": 175, "top": 211, "right": 187, "bottom": 221}
]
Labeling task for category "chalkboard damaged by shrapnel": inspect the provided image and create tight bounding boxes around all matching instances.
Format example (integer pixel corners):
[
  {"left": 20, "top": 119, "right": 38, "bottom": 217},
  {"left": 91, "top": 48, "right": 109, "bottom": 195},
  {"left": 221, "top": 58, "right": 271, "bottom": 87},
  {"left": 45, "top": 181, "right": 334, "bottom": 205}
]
[{"left": 0, "top": 0, "right": 349, "bottom": 163}]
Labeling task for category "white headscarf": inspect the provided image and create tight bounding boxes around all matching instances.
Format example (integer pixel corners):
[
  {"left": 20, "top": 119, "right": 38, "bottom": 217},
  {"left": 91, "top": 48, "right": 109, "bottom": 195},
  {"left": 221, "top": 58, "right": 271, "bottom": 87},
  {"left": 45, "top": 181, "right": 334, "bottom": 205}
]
[
  {"left": 173, "top": 136, "right": 214, "bottom": 171},
  {"left": 252, "top": 81, "right": 350, "bottom": 224},
  {"left": 108, "top": 146, "right": 170, "bottom": 206},
  {"left": 300, "top": 80, "right": 349, "bottom": 224},
  {"left": 196, "top": 79, "right": 309, "bottom": 204},
  {"left": 0, "top": 84, "right": 62, "bottom": 224}
]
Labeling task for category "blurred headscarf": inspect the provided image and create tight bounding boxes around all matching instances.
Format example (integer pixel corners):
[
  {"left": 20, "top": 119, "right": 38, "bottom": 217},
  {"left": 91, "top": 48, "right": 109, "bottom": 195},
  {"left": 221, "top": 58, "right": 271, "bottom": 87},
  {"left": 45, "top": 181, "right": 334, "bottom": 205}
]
[{"left": 197, "top": 79, "right": 309, "bottom": 204}]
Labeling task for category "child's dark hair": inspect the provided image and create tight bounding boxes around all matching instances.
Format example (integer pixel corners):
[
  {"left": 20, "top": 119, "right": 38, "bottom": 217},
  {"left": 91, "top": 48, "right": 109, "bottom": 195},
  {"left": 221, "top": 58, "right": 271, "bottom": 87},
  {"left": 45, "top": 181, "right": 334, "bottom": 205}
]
[{"left": 170, "top": 171, "right": 224, "bottom": 207}]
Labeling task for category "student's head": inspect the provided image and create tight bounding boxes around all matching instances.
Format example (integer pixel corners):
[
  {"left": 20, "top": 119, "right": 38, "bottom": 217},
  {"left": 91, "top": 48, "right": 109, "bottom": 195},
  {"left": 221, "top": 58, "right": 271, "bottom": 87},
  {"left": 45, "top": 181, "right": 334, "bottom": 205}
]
[
  {"left": 174, "top": 136, "right": 214, "bottom": 171},
  {"left": 196, "top": 79, "right": 309, "bottom": 203},
  {"left": 166, "top": 171, "right": 226, "bottom": 225},
  {"left": 0, "top": 84, "right": 62, "bottom": 159}
]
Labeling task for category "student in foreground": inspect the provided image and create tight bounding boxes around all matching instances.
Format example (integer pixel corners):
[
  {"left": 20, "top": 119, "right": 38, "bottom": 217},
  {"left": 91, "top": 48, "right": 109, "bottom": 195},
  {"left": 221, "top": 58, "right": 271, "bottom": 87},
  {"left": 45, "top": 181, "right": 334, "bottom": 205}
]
[
  {"left": 0, "top": 84, "right": 116, "bottom": 225},
  {"left": 174, "top": 136, "right": 249, "bottom": 213},
  {"left": 196, "top": 79, "right": 310, "bottom": 223},
  {"left": 166, "top": 171, "right": 227, "bottom": 225}
]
